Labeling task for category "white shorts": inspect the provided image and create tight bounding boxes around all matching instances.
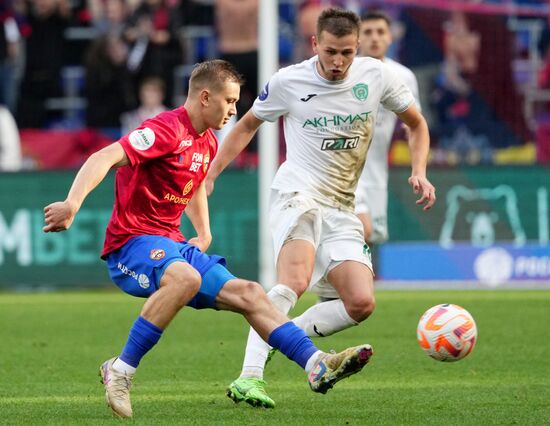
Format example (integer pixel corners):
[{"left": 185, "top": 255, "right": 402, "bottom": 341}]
[
  {"left": 355, "top": 185, "right": 388, "bottom": 244},
  {"left": 270, "top": 190, "right": 373, "bottom": 298}
]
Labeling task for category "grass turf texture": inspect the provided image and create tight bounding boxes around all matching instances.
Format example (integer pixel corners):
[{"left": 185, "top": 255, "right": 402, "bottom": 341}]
[{"left": 1, "top": 290, "right": 549, "bottom": 425}]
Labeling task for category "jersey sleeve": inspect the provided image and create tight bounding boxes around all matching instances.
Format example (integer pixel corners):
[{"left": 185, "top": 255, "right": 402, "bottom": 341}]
[
  {"left": 118, "top": 114, "right": 179, "bottom": 165},
  {"left": 379, "top": 63, "right": 415, "bottom": 114},
  {"left": 251, "top": 70, "right": 289, "bottom": 122}
]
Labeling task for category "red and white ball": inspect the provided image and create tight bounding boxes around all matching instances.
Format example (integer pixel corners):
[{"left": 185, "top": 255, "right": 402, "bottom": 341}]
[{"left": 417, "top": 304, "right": 477, "bottom": 362}]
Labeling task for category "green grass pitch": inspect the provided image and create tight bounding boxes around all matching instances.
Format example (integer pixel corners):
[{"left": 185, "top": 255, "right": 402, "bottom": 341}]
[{"left": 1, "top": 290, "right": 549, "bottom": 425}]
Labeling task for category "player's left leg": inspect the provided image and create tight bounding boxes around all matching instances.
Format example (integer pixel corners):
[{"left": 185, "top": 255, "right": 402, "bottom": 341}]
[
  {"left": 292, "top": 261, "right": 375, "bottom": 337},
  {"left": 100, "top": 236, "right": 202, "bottom": 418},
  {"left": 215, "top": 278, "right": 373, "bottom": 405},
  {"left": 292, "top": 208, "right": 376, "bottom": 337},
  {"left": 179, "top": 243, "right": 373, "bottom": 407}
]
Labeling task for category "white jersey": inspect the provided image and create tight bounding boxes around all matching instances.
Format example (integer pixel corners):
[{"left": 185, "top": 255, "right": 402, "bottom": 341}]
[
  {"left": 252, "top": 56, "right": 415, "bottom": 210},
  {"left": 356, "top": 57, "right": 421, "bottom": 194}
]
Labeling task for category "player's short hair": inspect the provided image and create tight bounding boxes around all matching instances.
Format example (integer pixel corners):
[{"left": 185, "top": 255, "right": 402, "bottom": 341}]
[
  {"left": 361, "top": 10, "right": 392, "bottom": 26},
  {"left": 317, "top": 8, "right": 360, "bottom": 39},
  {"left": 189, "top": 60, "right": 244, "bottom": 94}
]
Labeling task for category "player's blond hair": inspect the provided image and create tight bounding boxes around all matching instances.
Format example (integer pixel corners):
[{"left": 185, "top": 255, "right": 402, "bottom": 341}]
[
  {"left": 317, "top": 8, "right": 360, "bottom": 39},
  {"left": 189, "top": 60, "right": 244, "bottom": 94}
]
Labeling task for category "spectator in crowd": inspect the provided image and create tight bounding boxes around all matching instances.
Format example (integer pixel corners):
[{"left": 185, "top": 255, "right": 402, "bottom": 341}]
[
  {"left": 17, "top": 0, "right": 71, "bottom": 128},
  {"left": 440, "top": 10, "right": 480, "bottom": 99},
  {"left": 124, "top": 0, "right": 182, "bottom": 106},
  {"left": 85, "top": 33, "right": 136, "bottom": 128},
  {"left": 87, "top": 0, "right": 128, "bottom": 35},
  {"left": 120, "top": 76, "right": 167, "bottom": 134},
  {"left": 295, "top": 0, "right": 324, "bottom": 61},
  {"left": 0, "top": 2, "right": 22, "bottom": 114},
  {"left": 432, "top": 10, "right": 529, "bottom": 156},
  {"left": 431, "top": 10, "right": 483, "bottom": 150},
  {"left": 215, "top": 0, "right": 257, "bottom": 124},
  {"left": 215, "top": 0, "right": 258, "bottom": 156},
  {"left": 433, "top": 11, "right": 486, "bottom": 157},
  {"left": 179, "top": 0, "right": 214, "bottom": 27},
  {"left": 0, "top": 105, "right": 22, "bottom": 171}
]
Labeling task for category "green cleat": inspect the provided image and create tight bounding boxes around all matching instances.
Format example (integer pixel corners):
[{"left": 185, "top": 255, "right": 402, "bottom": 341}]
[
  {"left": 308, "top": 344, "right": 373, "bottom": 394},
  {"left": 226, "top": 377, "right": 275, "bottom": 408}
]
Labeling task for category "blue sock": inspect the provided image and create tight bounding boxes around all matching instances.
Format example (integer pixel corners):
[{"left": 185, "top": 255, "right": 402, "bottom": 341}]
[
  {"left": 119, "top": 316, "right": 163, "bottom": 368},
  {"left": 268, "top": 322, "right": 319, "bottom": 369}
]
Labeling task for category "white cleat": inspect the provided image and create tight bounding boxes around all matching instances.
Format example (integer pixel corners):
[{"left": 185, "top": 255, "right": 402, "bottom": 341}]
[{"left": 99, "top": 357, "right": 134, "bottom": 418}]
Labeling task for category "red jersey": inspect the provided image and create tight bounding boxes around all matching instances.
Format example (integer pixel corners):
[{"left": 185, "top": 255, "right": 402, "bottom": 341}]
[{"left": 102, "top": 107, "right": 217, "bottom": 257}]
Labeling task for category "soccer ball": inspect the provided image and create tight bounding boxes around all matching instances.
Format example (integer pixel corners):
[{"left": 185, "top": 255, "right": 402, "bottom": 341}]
[{"left": 417, "top": 304, "right": 477, "bottom": 362}]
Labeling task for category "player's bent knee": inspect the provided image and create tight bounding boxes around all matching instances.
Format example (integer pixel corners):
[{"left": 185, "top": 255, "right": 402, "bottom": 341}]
[
  {"left": 161, "top": 262, "right": 201, "bottom": 296},
  {"left": 347, "top": 294, "right": 376, "bottom": 322},
  {"left": 234, "top": 280, "right": 268, "bottom": 312}
]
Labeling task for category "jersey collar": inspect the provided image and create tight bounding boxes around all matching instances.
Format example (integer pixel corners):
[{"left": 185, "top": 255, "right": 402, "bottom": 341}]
[{"left": 180, "top": 107, "right": 201, "bottom": 139}]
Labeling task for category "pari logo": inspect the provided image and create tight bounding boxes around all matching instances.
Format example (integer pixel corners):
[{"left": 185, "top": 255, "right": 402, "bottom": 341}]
[
  {"left": 258, "top": 82, "right": 269, "bottom": 101},
  {"left": 321, "top": 136, "right": 359, "bottom": 151}
]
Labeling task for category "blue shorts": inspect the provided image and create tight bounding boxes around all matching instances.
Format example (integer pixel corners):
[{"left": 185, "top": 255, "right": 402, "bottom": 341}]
[{"left": 105, "top": 235, "right": 236, "bottom": 309}]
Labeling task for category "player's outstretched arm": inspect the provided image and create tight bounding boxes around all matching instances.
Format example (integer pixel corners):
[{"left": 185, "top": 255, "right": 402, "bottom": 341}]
[
  {"left": 396, "top": 105, "right": 436, "bottom": 211},
  {"left": 206, "top": 111, "right": 264, "bottom": 194},
  {"left": 43, "top": 142, "right": 129, "bottom": 232},
  {"left": 185, "top": 181, "right": 212, "bottom": 252}
]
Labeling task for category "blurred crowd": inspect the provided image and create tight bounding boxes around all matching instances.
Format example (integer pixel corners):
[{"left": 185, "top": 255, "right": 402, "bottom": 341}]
[
  {"left": 1, "top": 0, "right": 550, "bottom": 170},
  {"left": 1, "top": 0, "right": 213, "bottom": 128}
]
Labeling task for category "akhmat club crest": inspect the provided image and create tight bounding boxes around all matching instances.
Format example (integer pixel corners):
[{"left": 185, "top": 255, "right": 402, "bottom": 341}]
[{"left": 352, "top": 83, "right": 369, "bottom": 101}]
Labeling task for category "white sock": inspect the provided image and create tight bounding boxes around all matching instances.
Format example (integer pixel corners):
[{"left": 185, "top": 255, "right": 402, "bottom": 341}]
[
  {"left": 240, "top": 284, "right": 298, "bottom": 378},
  {"left": 292, "top": 299, "right": 358, "bottom": 337},
  {"left": 112, "top": 357, "right": 136, "bottom": 376},
  {"left": 304, "top": 350, "right": 324, "bottom": 374}
]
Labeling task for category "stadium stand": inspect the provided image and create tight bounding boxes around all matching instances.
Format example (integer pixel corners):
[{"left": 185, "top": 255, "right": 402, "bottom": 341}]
[{"left": 2, "top": 0, "right": 550, "bottom": 169}]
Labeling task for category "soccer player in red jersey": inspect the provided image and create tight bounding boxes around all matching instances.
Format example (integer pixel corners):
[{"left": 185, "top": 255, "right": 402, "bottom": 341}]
[{"left": 43, "top": 60, "right": 372, "bottom": 418}]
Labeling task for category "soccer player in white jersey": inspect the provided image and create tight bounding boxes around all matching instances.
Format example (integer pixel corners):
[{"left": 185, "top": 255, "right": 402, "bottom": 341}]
[
  {"left": 355, "top": 10, "right": 422, "bottom": 244},
  {"left": 207, "top": 8, "right": 436, "bottom": 408}
]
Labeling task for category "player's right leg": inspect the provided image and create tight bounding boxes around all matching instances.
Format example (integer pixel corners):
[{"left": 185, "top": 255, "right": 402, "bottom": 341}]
[
  {"left": 216, "top": 278, "right": 373, "bottom": 408},
  {"left": 227, "top": 193, "right": 324, "bottom": 407},
  {"left": 101, "top": 236, "right": 201, "bottom": 418},
  {"left": 224, "top": 237, "right": 315, "bottom": 408}
]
